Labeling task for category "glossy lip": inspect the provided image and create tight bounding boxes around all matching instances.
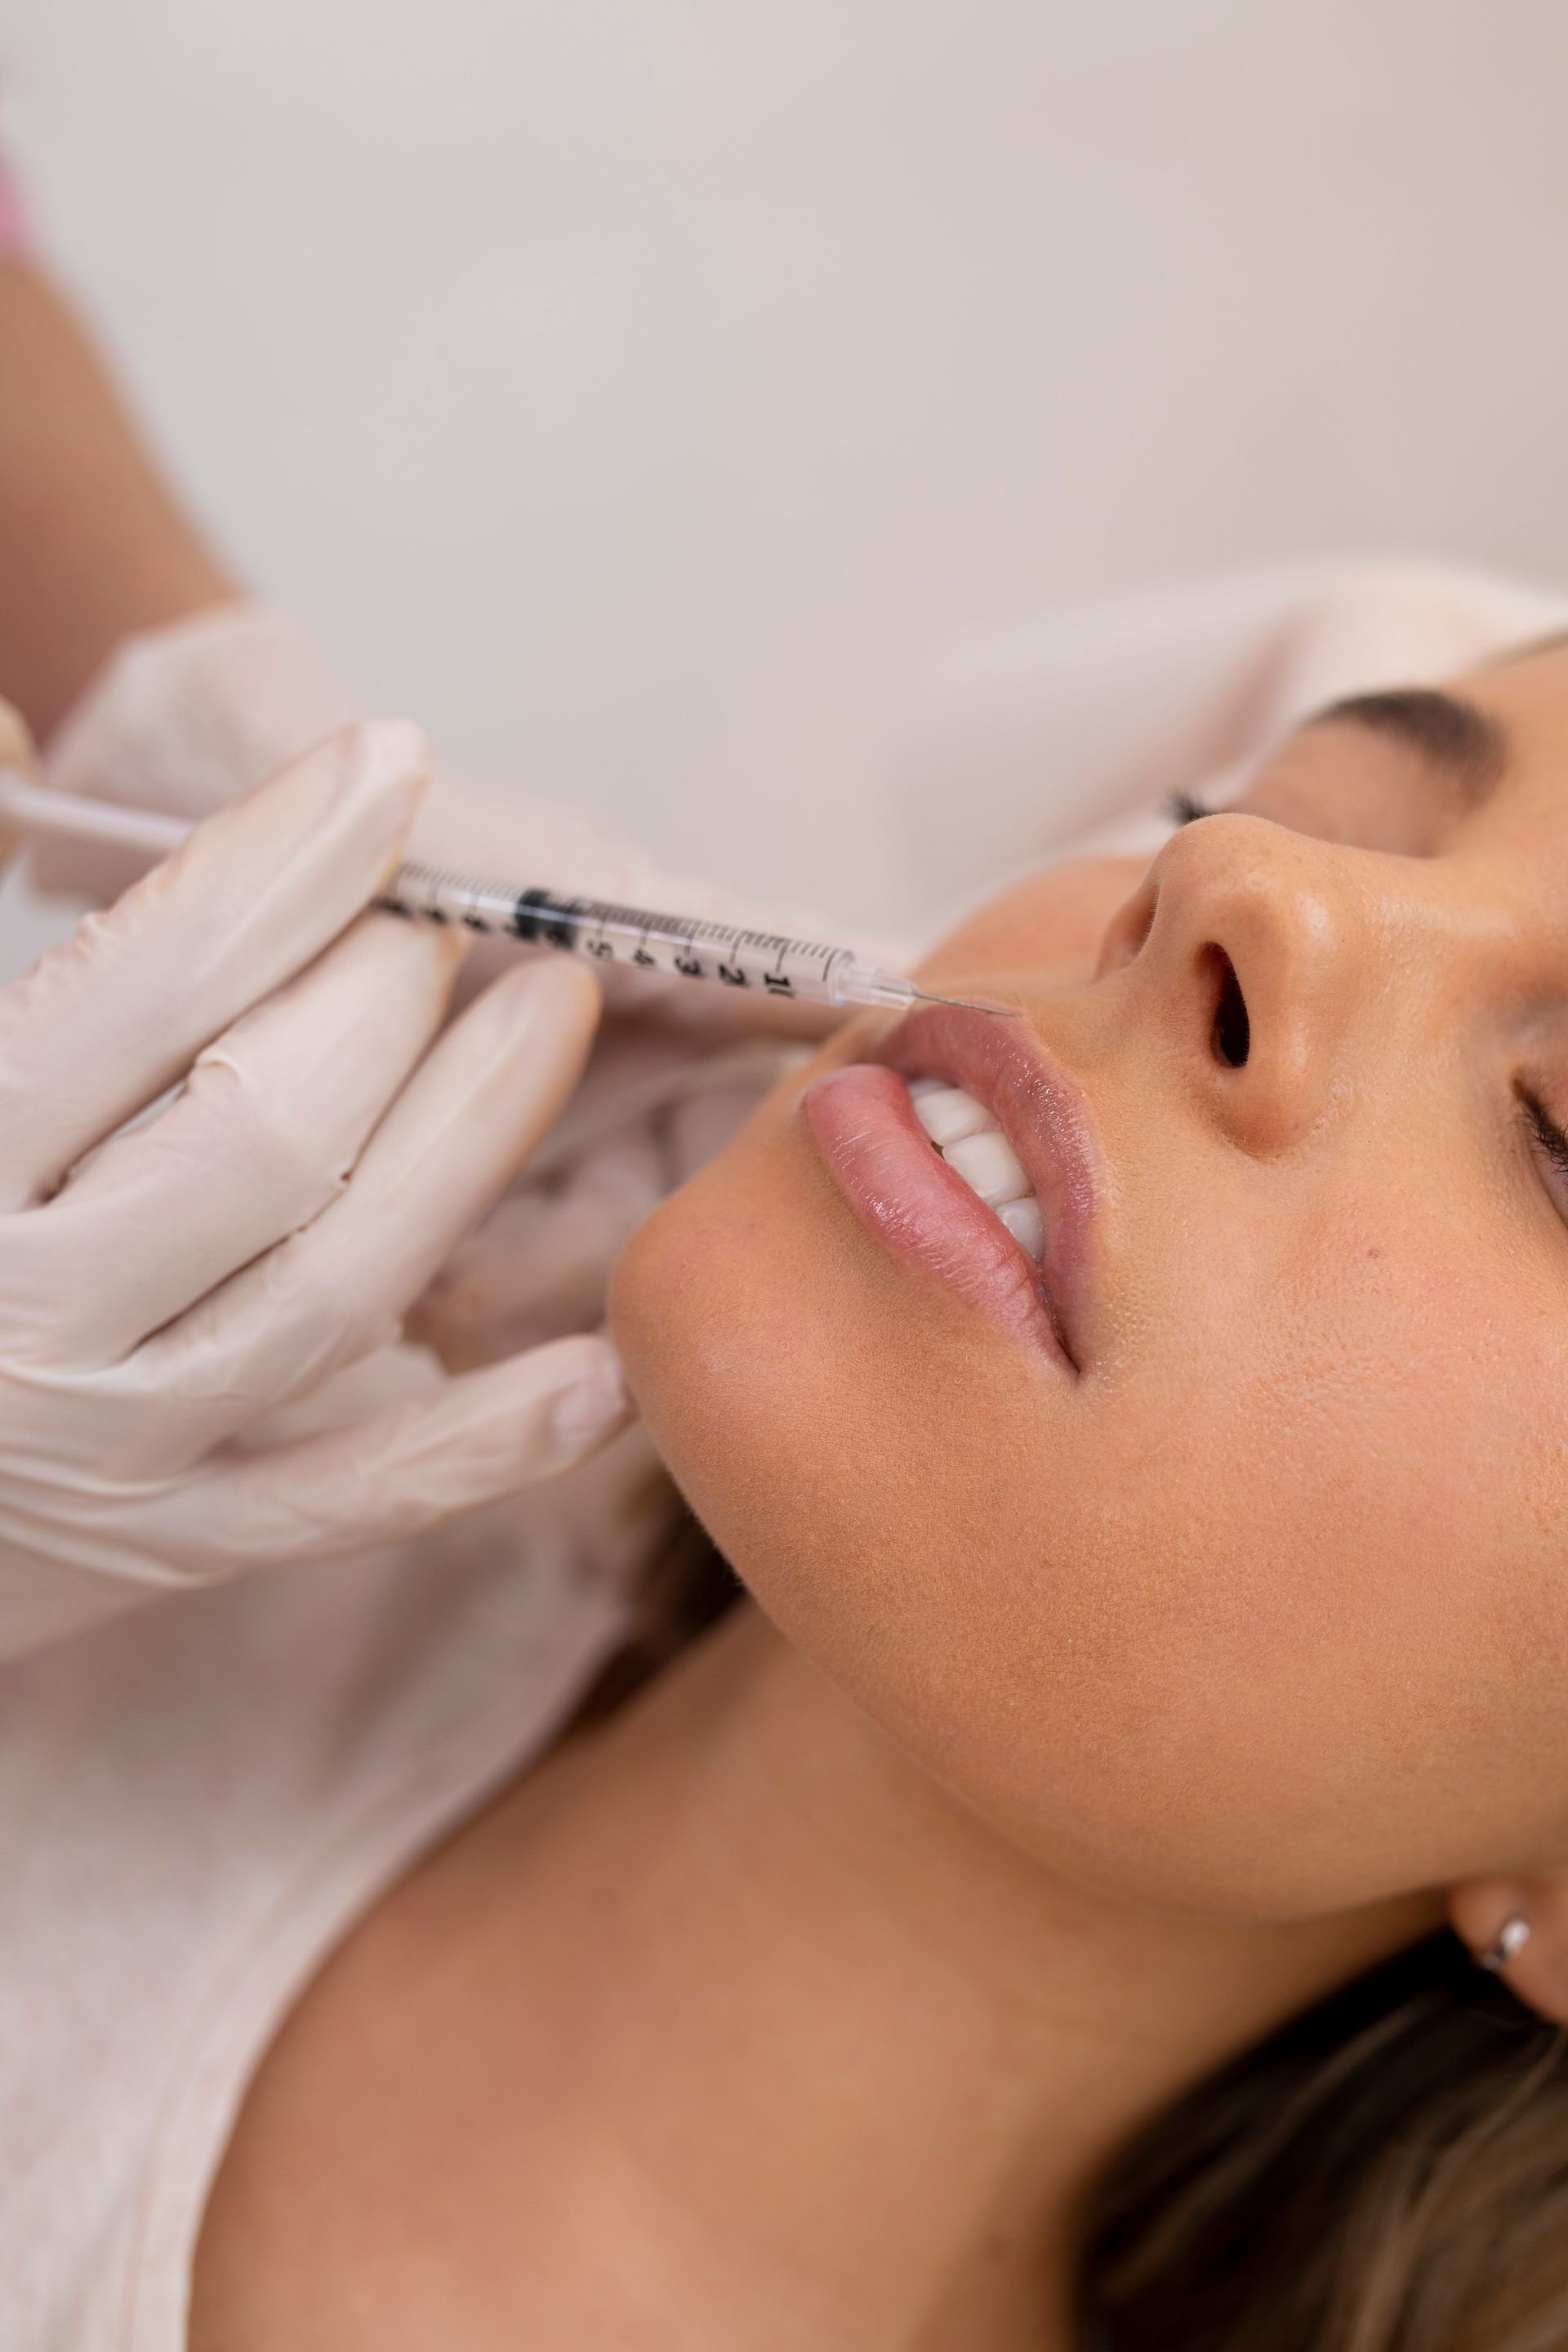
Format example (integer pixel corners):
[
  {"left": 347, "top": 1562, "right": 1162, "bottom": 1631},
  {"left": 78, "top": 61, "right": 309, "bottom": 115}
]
[{"left": 800, "top": 1003, "right": 1102, "bottom": 1372}]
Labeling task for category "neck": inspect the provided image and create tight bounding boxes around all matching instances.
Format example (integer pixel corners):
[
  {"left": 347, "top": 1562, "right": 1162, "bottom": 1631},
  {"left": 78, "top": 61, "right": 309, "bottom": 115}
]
[{"left": 487, "top": 1601, "right": 1443, "bottom": 2349}]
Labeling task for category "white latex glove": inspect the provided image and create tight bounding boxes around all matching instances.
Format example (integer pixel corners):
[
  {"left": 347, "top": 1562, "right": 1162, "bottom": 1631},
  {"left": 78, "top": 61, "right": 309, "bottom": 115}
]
[
  {"left": 37, "top": 603, "right": 908, "bottom": 1032},
  {"left": 0, "top": 715, "right": 630, "bottom": 1660}
]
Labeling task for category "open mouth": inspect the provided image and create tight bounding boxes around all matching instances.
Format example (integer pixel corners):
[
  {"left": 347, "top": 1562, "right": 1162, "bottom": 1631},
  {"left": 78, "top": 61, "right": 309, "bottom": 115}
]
[{"left": 800, "top": 1004, "right": 1101, "bottom": 1372}]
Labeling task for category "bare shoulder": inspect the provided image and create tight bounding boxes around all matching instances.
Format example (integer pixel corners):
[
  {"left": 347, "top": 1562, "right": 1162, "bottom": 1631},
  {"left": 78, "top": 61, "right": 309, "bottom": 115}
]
[
  {"left": 187, "top": 1729, "right": 608, "bottom": 2350},
  {"left": 188, "top": 1614, "right": 753, "bottom": 2350}
]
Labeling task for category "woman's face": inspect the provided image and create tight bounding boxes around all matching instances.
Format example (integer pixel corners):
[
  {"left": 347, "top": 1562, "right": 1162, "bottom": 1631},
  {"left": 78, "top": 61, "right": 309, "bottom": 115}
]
[{"left": 610, "top": 639, "right": 1568, "bottom": 1919}]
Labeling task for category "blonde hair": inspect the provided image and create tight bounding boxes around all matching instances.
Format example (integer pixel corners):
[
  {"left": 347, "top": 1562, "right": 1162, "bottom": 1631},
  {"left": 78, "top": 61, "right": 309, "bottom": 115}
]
[{"left": 1074, "top": 1931, "right": 1568, "bottom": 2350}]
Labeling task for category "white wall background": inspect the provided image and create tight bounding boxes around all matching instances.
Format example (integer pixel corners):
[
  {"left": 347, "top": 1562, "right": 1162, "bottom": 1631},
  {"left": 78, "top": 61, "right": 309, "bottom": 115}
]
[{"left": 5, "top": 0, "right": 1568, "bottom": 941}]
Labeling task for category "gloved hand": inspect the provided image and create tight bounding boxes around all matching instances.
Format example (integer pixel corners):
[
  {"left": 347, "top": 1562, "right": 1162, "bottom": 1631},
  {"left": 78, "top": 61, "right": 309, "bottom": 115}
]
[
  {"left": 29, "top": 601, "right": 904, "bottom": 1432},
  {"left": 0, "top": 711, "right": 630, "bottom": 1660},
  {"left": 36, "top": 603, "right": 905, "bottom": 1034}
]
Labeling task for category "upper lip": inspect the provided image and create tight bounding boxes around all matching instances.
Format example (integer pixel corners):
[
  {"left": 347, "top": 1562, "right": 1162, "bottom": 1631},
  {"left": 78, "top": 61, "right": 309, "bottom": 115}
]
[{"left": 867, "top": 1002, "right": 1104, "bottom": 1370}]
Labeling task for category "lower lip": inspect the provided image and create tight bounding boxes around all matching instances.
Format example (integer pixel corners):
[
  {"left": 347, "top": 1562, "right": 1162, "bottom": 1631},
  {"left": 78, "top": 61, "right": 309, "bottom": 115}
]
[{"left": 801, "top": 1063, "right": 1071, "bottom": 1365}]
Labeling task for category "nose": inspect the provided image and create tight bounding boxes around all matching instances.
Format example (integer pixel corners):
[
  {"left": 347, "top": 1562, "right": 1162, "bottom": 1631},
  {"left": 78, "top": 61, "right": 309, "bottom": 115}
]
[{"left": 1095, "top": 814, "right": 1363, "bottom": 1156}]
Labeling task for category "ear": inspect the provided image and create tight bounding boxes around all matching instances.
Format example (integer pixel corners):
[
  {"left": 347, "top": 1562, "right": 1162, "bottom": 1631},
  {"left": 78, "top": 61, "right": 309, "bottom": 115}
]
[{"left": 1449, "top": 1875, "right": 1568, "bottom": 2024}]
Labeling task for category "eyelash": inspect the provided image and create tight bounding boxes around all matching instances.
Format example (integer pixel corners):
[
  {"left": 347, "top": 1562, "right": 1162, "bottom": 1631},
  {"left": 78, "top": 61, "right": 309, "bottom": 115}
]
[
  {"left": 1521, "top": 1086, "right": 1568, "bottom": 1188},
  {"left": 1165, "top": 790, "right": 1218, "bottom": 827}
]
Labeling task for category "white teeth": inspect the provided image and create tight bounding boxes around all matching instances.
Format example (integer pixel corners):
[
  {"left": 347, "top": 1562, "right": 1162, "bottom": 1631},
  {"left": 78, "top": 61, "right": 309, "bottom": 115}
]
[
  {"left": 911, "top": 1084, "right": 996, "bottom": 1148},
  {"left": 941, "top": 1127, "right": 1031, "bottom": 1207},
  {"left": 903, "top": 1074, "right": 1044, "bottom": 1262},
  {"left": 996, "top": 1195, "right": 1044, "bottom": 1261}
]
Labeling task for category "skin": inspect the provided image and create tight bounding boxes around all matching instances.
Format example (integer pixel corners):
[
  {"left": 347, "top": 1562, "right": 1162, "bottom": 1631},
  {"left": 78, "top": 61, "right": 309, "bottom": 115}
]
[
  {"left": 7, "top": 219, "right": 1562, "bottom": 2348},
  {"left": 189, "top": 640, "right": 1568, "bottom": 2349},
  {"left": 0, "top": 260, "right": 234, "bottom": 737},
  {"left": 615, "top": 635, "right": 1568, "bottom": 1936},
  {"left": 2, "top": 231, "right": 1560, "bottom": 1936}
]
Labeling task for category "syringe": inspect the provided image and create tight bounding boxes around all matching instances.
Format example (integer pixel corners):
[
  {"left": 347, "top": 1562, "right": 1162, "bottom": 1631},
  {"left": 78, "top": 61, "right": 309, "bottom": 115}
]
[{"left": 0, "top": 773, "right": 1016, "bottom": 1018}]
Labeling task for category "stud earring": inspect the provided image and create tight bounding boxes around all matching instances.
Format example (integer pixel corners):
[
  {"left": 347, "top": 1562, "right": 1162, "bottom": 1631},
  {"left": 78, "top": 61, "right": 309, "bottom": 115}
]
[{"left": 1477, "top": 1914, "right": 1531, "bottom": 1973}]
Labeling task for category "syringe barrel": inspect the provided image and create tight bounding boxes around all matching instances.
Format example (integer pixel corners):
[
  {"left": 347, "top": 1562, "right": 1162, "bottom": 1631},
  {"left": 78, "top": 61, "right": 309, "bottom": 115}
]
[{"left": 383, "top": 868, "right": 857, "bottom": 1008}]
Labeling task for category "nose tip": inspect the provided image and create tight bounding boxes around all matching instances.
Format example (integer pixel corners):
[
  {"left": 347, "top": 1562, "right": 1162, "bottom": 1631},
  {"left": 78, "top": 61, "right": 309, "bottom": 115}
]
[{"left": 1117, "top": 813, "right": 1353, "bottom": 1156}]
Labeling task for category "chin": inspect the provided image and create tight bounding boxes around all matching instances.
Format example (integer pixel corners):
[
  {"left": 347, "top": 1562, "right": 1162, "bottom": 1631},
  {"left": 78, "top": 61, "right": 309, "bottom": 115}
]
[
  {"left": 608, "top": 1079, "right": 1386, "bottom": 1923},
  {"left": 608, "top": 1098, "right": 1141, "bottom": 1889}
]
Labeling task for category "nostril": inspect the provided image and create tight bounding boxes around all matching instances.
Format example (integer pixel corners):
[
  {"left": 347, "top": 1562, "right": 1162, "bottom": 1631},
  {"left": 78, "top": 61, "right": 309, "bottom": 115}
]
[{"left": 1205, "top": 947, "right": 1250, "bottom": 1068}]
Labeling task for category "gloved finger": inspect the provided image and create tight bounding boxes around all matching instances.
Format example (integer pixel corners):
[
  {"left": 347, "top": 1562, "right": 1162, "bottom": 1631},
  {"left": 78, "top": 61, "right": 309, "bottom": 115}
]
[
  {"left": 1, "top": 911, "right": 466, "bottom": 1365},
  {"left": 225, "top": 1336, "right": 448, "bottom": 1448},
  {"left": 130, "top": 1333, "right": 631, "bottom": 1577},
  {"left": 0, "top": 719, "right": 426, "bottom": 1213},
  {"left": 130, "top": 956, "right": 604, "bottom": 1454}
]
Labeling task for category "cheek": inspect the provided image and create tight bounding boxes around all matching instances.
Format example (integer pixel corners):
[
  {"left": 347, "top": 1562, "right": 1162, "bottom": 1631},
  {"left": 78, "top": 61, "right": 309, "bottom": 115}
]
[
  {"left": 611, "top": 1086, "right": 1568, "bottom": 1922},
  {"left": 1074, "top": 1178, "right": 1568, "bottom": 1908}
]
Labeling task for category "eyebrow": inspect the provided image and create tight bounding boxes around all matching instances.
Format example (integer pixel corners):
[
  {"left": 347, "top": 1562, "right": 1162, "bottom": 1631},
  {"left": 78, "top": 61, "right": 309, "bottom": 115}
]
[{"left": 1298, "top": 687, "right": 1510, "bottom": 810}]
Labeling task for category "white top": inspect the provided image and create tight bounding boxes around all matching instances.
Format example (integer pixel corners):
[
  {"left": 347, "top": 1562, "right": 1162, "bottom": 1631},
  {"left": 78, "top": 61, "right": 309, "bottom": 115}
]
[
  {"left": 5, "top": 562, "right": 1557, "bottom": 2351},
  {"left": 3, "top": 1440, "right": 650, "bottom": 2351}
]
